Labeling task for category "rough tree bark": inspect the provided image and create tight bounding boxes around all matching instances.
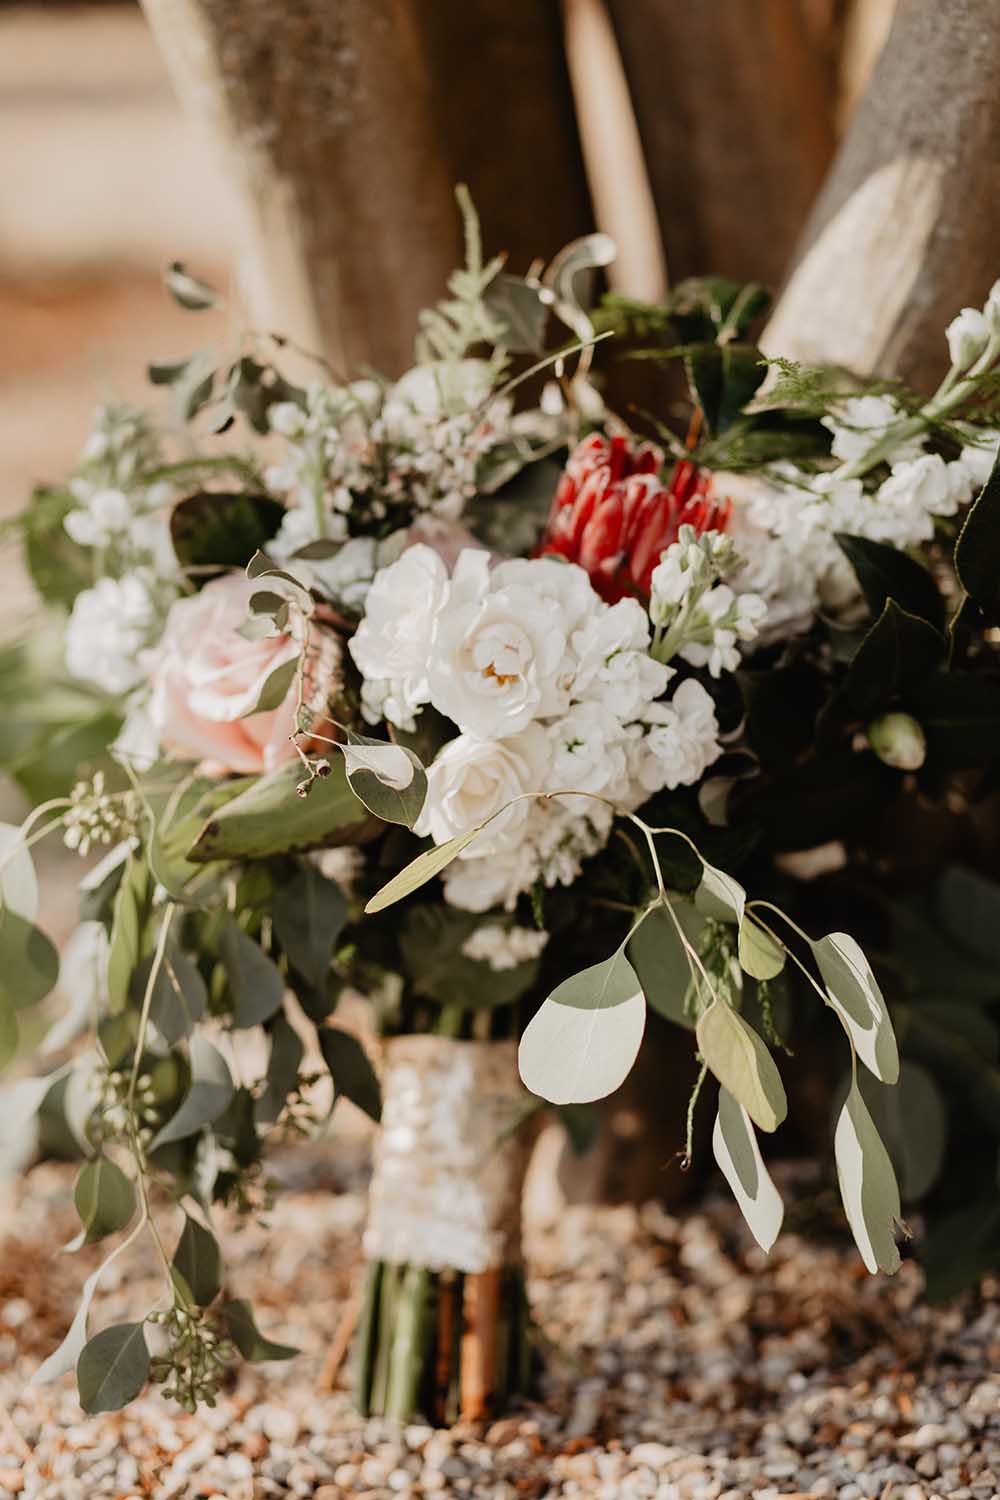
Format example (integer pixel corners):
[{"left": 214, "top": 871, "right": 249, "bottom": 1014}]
[
  {"left": 140, "top": 0, "right": 592, "bottom": 375},
  {"left": 604, "top": 0, "right": 837, "bottom": 290},
  {"left": 763, "top": 0, "right": 1000, "bottom": 391}
]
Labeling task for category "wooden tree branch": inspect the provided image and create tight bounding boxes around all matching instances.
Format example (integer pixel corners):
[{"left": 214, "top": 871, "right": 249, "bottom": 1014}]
[
  {"left": 604, "top": 0, "right": 836, "bottom": 290},
  {"left": 764, "top": 0, "right": 1000, "bottom": 391},
  {"left": 140, "top": 0, "right": 592, "bottom": 374}
]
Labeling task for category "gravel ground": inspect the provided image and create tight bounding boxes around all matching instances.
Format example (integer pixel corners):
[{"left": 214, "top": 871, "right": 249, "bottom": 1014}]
[{"left": 0, "top": 1157, "right": 996, "bottom": 1500}]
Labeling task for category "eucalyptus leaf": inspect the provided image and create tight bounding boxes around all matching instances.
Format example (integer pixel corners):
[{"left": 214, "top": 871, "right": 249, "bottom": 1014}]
[
  {"left": 172, "top": 1214, "right": 222, "bottom": 1306},
  {"left": 712, "top": 1087, "right": 784, "bottom": 1252},
  {"left": 696, "top": 1001, "right": 787, "bottom": 1132},
  {"left": 219, "top": 920, "right": 285, "bottom": 1029},
  {"left": 834, "top": 1078, "right": 902, "bottom": 1274},
  {"left": 77, "top": 1321, "right": 150, "bottom": 1413},
  {"left": 518, "top": 950, "right": 646, "bottom": 1105},
  {"left": 0, "top": 821, "right": 38, "bottom": 921},
  {"left": 0, "top": 907, "right": 59, "bottom": 1011},
  {"left": 364, "top": 827, "right": 486, "bottom": 914},
  {"left": 151, "top": 1035, "right": 234, "bottom": 1150},
  {"left": 272, "top": 864, "right": 347, "bottom": 991},
  {"left": 627, "top": 901, "right": 704, "bottom": 1029},
  {"left": 131, "top": 946, "right": 207, "bottom": 1045},
  {"left": 318, "top": 1027, "right": 381, "bottom": 1121},
  {"left": 738, "top": 914, "right": 785, "bottom": 981},
  {"left": 813, "top": 931, "right": 899, "bottom": 1084},
  {"left": 255, "top": 1014, "right": 304, "bottom": 1126},
  {"left": 72, "top": 1154, "right": 135, "bottom": 1247},
  {"left": 219, "top": 1299, "right": 297, "bottom": 1361}
]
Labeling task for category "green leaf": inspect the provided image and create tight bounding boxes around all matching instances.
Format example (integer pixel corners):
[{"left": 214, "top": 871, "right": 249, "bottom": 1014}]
[
  {"left": 151, "top": 1035, "right": 234, "bottom": 1150},
  {"left": 272, "top": 864, "right": 347, "bottom": 991},
  {"left": 255, "top": 1014, "right": 304, "bottom": 1126},
  {"left": 106, "top": 856, "right": 149, "bottom": 1014},
  {"left": 0, "top": 821, "right": 38, "bottom": 920},
  {"left": 172, "top": 1214, "right": 222, "bottom": 1306},
  {"left": 683, "top": 343, "right": 766, "bottom": 436},
  {"left": 344, "top": 733, "right": 427, "bottom": 829},
  {"left": 318, "top": 1027, "right": 381, "bottom": 1121},
  {"left": 627, "top": 901, "right": 704, "bottom": 1029},
  {"left": 812, "top": 931, "right": 899, "bottom": 1084},
  {"left": 164, "top": 261, "right": 222, "bottom": 311},
  {"left": 131, "top": 946, "right": 207, "bottom": 1045},
  {"left": 696, "top": 1001, "right": 787, "bottom": 1132},
  {"left": 518, "top": 950, "right": 646, "bottom": 1105},
  {"left": 218, "top": 1299, "right": 297, "bottom": 1362},
  {"left": 399, "top": 906, "right": 543, "bottom": 1011},
  {"left": 73, "top": 1155, "right": 135, "bottom": 1247},
  {"left": 188, "top": 756, "right": 375, "bottom": 863},
  {"left": 0, "top": 907, "right": 59, "bottom": 1011},
  {"left": 364, "top": 827, "right": 485, "bottom": 914},
  {"left": 738, "top": 914, "right": 785, "bottom": 981},
  {"left": 844, "top": 601, "right": 946, "bottom": 718},
  {"left": 694, "top": 862, "right": 746, "bottom": 924},
  {"left": 834, "top": 1079, "right": 902, "bottom": 1274},
  {"left": 859, "top": 1062, "right": 946, "bottom": 1202},
  {"left": 170, "top": 491, "right": 286, "bottom": 574},
  {"left": 835, "top": 533, "right": 944, "bottom": 631},
  {"left": 954, "top": 448, "right": 1000, "bottom": 621},
  {"left": 713, "top": 1087, "right": 784, "bottom": 1251},
  {"left": 219, "top": 920, "right": 285, "bottom": 1029},
  {"left": 77, "top": 1321, "right": 150, "bottom": 1413}
]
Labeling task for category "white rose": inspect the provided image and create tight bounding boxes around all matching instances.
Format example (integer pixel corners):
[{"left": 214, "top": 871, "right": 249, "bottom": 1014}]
[
  {"left": 349, "top": 544, "right": 449, "bottom": 728},
  {"left": 427, "top": 561, "right": 570, "bottom": 737},
  {"left": 946, "top": 307, "right": 990, "bottom": 369},
  {"left": 414, "top": 727, "right": 550, "bottom": 857}
]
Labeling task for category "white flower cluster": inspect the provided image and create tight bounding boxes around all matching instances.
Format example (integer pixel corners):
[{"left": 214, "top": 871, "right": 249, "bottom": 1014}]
[
  {"left": 650, "top": 527, "right": 767, "bottom": 677},
  {"left": 460, "top": 923, "right": 549, "bottom": 971},
  {"left": 266, "top": 358, "right": 517, "bottom": 555},
  {"left": 714, "top": 396, "right": 1000, "bottom": 644},
  {"left": 62, "top": 404, "right": 182, "bottom": 696},
  {"left": 350, "top": 546, "right": 722, "bottom": 912}
]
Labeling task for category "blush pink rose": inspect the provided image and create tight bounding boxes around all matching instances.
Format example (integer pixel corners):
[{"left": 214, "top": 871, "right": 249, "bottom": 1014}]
[{"left": 149, "top": 573, "right": 302, "bottom": 775}]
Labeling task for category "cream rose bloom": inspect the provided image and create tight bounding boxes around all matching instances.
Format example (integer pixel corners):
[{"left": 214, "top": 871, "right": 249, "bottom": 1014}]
[
  {"left": 148, "top": 573, "right": 302, "bottom": 775},
  {"left": 414, "top": 726, "right": 550, "bottom": 858}
]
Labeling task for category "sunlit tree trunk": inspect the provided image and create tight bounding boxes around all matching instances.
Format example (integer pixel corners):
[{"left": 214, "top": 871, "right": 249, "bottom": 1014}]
[
  {"left": 764, "top": 0, "right": 1000, "bottom": 391},
  {"left": 140, "top": 0, "right": 592, "bottom": 375}
]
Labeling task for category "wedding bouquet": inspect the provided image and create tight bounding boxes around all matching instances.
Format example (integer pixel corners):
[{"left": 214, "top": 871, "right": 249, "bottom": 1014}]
[{"left": 4, "top": 191, "right": 1000, "bottom": 1421}]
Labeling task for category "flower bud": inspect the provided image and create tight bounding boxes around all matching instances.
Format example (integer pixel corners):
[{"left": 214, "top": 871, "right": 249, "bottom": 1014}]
[
  {"left": 946, "top": 307, "right": 989, "bottom": 369},
  {"left": 868, "top": 711, "right": 926, "bottom": 771}
]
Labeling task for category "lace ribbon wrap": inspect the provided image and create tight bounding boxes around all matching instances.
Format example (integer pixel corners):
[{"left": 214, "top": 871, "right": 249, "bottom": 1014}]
[{"left": 363, "top": 1035, "right": 529, "bottom": 1274}]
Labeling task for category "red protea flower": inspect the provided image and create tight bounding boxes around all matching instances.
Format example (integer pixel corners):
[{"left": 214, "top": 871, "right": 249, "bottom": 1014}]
[{"left": 539, "top": 433, "right": 731, "bottom": 602}]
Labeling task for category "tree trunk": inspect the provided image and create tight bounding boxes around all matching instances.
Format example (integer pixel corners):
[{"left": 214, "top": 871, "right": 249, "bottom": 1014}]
[
  {"left": 763, "top": 0, "right": 1000, "bottom": 391},
  {"left": 140, "top": 0, "right": 592, "bottom": 375},
  {"left": 604, "top": 0, "right": 837, "bottom": 290}
]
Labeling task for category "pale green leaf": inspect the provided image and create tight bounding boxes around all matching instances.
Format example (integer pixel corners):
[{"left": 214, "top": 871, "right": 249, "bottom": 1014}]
[
  {"left": 813, "top": 932, "right": 899, "bottom": 1083},
  {"left": 738, "top": 914, "right": 785, "bottom": 980},
  {"left": 364, "top": 827, "right": 485, "bottom": 914},
  {"left": 834, "top": 1078, "right": 902, "bottom": 1274},
  {"left": 712, "top": 1087, "right": 784, "bottom": 1251},
  {"left": 518, "top": 951, "right": 646, "bottom": 1105},
  {"left": 696, "top": 1001, "right": 787, "bottom": 1132}
]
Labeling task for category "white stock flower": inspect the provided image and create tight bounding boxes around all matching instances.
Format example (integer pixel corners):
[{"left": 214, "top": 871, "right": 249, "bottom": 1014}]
[
  {"left": 65, "top": 575, "right": 159, "bottom": 695},
  {"left": 414, "top": 726, "right": 550, "bottom": 857},
  {"left": 427, "top": 563, "right": 570, "bottom": 737},
  {"left": 349, "top": 544, "right": 449, "bottom": 729},
  {"left": 638, "top": 679, "right": 721, "bottom": 793},
  {"left": 946, "top": 307, "right": 990, "bottom": 369},
  {"left": 461, "top": 923, "right": 549, "bottom": 971}
]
